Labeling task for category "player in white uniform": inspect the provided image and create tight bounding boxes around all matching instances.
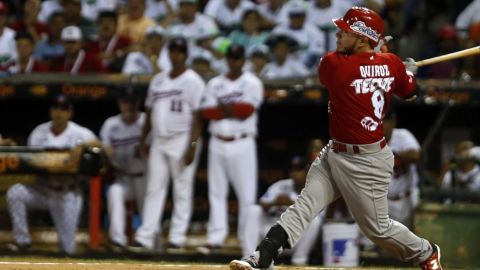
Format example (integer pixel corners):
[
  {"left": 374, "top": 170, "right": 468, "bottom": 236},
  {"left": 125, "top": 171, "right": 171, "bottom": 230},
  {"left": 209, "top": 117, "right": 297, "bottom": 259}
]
[
  {"left": 198, "top": 44, "right": 264, "bottom": 254},
  {"left": 6, "top": 95, "right": 99, "bottom": 255},
  {"left": 129, "top": 36, "right": 205, "bottom": 251},
  {"left": 243, "top": 156, "right": 323, "bottom": 265},
  {"left": 100, "top": 88, "right": 147, "bottom": 249},
  {"left": 383, "top": 110, "right": 421, "bottom": 229}
]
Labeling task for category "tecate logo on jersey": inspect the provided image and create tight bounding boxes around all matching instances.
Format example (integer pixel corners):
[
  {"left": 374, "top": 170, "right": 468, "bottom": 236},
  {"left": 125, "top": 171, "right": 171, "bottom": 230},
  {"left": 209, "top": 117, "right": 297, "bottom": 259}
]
[{"left": 350, "top": 21, "right": 380, "bottom": 42}]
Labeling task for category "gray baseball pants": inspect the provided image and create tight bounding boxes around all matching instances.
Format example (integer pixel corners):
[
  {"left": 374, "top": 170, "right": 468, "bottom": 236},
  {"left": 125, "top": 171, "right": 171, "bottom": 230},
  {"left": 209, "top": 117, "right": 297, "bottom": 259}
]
[{"left": 278, "top": 141, "right": 432, "bottom": 264}]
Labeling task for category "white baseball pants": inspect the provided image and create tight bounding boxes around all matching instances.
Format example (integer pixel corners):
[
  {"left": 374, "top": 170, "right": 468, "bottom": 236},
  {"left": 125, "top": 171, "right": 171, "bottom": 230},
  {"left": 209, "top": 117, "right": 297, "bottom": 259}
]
[
  {"left": 135, "top": 133, "right": 199, "bottom": 248},
  {"left": 205, "top": 136, "right": 257, "bottom": 246},
  {"left": 242, "top": 204, "right": 323, "bottom": 265},
  {"left": 6, "top": 183, "right": 82, "bottom": 254},
  {"left": 107, "top": 175, "right": 146, "bottom": 246}
]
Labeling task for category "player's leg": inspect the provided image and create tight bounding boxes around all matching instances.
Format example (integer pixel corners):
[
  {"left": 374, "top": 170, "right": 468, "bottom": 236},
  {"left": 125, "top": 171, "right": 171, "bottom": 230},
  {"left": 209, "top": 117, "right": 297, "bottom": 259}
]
[
  {"left": 49, "top": 190, "right": 83, "bottom": 255},
  {"left": 388, "top": 198, "right": 413, "bottom": 229},
  {"left": 328, "top": 147, "right": 434, "bottom": 265},
  {"left": 227, "top": 138, "right": 257, "bottom": 249},
  {"left": 231, "top": 149, "right": 340, "bottom": 269},
  {"left": 134, "top": 140, "right": 170, "bottom": 249},
  {"left": 107, "top": 179, "right": 129, "bottom": 246},
  {"left": 241, "top": 204, "right": 265, "bottom": 257},
  {"left": 168, "top": 134, "right": 199, "bottom": 247},
  {"left": 291, "top": 212, "right": 324, "bottom": 265},
  {"left": 132, "top": 175, "right": 147, "bottom": 217},
  {"left": 6, "top": 184, "right": 49, "bottom": 248},
  {"left": 205, "top": 137, "right": 229, "bottom": 246}
]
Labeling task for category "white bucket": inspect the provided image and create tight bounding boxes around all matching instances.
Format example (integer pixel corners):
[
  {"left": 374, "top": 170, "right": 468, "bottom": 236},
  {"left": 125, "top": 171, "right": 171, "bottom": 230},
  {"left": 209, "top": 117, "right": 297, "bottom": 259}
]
[{"left": 322, "top": 222, "right": 360, "bottom": 267}]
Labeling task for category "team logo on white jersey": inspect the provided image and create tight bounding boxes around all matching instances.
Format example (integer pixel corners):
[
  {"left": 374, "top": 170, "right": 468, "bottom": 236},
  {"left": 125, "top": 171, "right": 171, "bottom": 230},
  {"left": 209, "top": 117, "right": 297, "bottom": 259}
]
[{"left": 360, "top": 116, "right": 379, "bottom": 131}]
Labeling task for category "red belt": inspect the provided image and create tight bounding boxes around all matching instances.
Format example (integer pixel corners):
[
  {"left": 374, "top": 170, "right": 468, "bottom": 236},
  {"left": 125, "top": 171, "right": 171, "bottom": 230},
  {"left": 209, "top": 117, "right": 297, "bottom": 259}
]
[
  {"left": 332, "top": 138, "right": 387, "bottom": 154},
  {"left": 215, "top": 134, "right": 248, "bottom": 142}
]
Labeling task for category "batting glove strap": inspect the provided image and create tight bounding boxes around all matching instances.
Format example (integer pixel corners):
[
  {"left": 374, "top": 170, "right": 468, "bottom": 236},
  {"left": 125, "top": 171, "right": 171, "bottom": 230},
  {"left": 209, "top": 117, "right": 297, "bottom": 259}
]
[{"left": 403, "top": 57, "right": 418, "bottom": 75}]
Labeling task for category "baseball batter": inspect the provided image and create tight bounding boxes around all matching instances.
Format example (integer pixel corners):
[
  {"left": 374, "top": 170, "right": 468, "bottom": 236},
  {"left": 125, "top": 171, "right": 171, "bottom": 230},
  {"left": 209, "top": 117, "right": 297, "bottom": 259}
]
[
  {"left": 383, "top": 109, "right": 421, "bottom": 228},
  {"left": 6, "top": 94, "right": 98, "bottom": 255},
  {"left": 230, "top": 7, "right": 443, "bottom": 270},
  {"left": 198, "top": 44, "right": 264, "bottom": 254},
  {"left": 100, "top": 89, "right": 146, "bottom": 248},
  {"left": 130, "top": 36, "right": 205, "bottom": 251}
]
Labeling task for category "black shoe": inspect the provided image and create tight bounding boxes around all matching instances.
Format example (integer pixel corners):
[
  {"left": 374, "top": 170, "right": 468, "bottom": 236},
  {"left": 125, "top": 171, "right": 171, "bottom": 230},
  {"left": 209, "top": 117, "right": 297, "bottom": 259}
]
[
  {"left": 109, "top": 241, "right": 126, "bottom": 252},
  {"left": 6, "top": 243, "right": 31, "bottom": 252},
  {"left": 165, "top": 242, "right": 186, "bottom": 254},
  {"left": 196, "top": 244, "right": 222, "bottom": 255},
  {"left": 127, "top": 241, "right": 152, "bottom": 253}
]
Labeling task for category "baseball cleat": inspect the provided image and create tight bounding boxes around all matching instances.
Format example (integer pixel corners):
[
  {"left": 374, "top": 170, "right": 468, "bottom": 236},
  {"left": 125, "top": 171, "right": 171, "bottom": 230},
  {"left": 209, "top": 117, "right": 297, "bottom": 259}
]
[
  {"left": 229, "top": 251, "right": 274, "bottom": 270},
  {"left": 419, "top": 243, "right": 443, "bottom": 270}
]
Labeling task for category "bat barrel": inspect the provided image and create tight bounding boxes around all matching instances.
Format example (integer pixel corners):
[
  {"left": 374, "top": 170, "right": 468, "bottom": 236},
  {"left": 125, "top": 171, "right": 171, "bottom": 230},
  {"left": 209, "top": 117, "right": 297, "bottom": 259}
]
[{"left": 415, "top": 46, "right": 480, "bottom": 67}]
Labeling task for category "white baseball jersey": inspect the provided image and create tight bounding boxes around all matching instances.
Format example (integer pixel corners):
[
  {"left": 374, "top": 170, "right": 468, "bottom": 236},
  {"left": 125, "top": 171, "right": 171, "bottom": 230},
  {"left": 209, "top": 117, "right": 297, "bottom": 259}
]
[
  {"left": 166, "top": 13, "right": 218, "bottom": 43},
  {"left": 260, "top": 179, "right": 299, "bottom": 218},
  {"left": 28, "top": 121, "right": 96, "bottom": 148},
  {"left": 262, "top": 57, "right": 311, "bottom": 79},
  {"left": 201, "top": 72, "right": 263, "bottom": 137},
  {"left": 387, "top": 128, "right": 420, "bottom": 198},
  {"left": 100, "top": 113, "right": 146, "bottom": 174},
  {"left": 0, "top": 27, "right": 17, "bottom": 70},
  {"left": 272, "top": 22, "right": 326, "bottom": 59},
  {"left": 145, "top": 69, "right": 206, "bottom": 137}
]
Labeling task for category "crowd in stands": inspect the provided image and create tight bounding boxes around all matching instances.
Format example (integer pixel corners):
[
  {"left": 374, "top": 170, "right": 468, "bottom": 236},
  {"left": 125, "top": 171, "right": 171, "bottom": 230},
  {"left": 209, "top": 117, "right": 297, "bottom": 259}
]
[{"left": 0, "top": 0, "right": 480, "bottom": 80}]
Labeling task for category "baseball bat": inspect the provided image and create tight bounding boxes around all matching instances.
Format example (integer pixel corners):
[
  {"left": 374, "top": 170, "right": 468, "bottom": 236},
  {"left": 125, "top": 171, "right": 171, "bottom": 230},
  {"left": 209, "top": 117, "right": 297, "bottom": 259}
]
[{"left": 415, "top": 46, "right": 480, "bottom": 67}]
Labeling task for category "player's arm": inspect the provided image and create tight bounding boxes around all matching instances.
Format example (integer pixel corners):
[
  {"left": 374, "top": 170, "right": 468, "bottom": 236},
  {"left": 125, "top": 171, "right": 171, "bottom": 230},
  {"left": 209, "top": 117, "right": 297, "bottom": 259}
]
[
  {"left": 184, "top": 111, "right": 202, "bottom": 165},
  {"left": 201, "top": 102, "right": 255, "bottom": 120},
  {"left": 139, "top": 109, "right": 152, "bottom": 160},
  {"left": 394, "top": 149, "right": 420, "bottom": 168},
  {"left": 392, "top": 55, "right": 417, "bottom": 100}
]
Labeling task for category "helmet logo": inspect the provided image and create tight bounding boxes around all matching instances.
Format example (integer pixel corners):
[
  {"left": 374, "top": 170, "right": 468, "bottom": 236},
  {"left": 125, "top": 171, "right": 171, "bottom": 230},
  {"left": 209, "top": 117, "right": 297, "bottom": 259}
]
[{"left": 350, "top": 21, "right": 379, "bottom": 42}]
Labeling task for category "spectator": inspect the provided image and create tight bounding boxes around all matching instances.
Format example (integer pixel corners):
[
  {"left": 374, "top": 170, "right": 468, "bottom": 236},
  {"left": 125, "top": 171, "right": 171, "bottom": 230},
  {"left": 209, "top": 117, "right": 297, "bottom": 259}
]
[
  {"left": 0, "top": 2, "right": 18, "bottom": 73},
  {"left": 81, "top": 0, "right": 118, "bottom": 22},
  {"left": 146, "top": 0, "right": 177, "bottom": 23},
  {"left": 189, "top": 50, "right": 216, "bottom": 79},
  {"left": 461, "top": 22, "right": 480, "bottom": 79},
  {"left": 128, "top": 37, "right": 205, "bottom": 252},
  {"left": 440, "top": 140, "right": 480, "bottom": 191},
  {"left": 204, "top": 0, "right": 255, "bottom": 33},
  {"left": 34, "top": 12, "right": 66, "bottom": 63},
  {"left": 455, "top": 0, "right": 480, "bottom": 39},
  {"left": 100, "top": 88, "right": 147, "bottom": 250},
  {"left": 117, "top": 0, "right": 157, "bottom": 43},
  {"left": 61, "top": 0, "right": 96, "bottom": 40},
  {"left": 10, "top": 32, "right": 48, "bottom": 74},
  {"left": 85, "top": 11, "right": 132, "bottom": 73},
  {"left": 306, "top": 0, "right": 351, "bottom": 52},
  {"left": 197, "top": 44, "right": 264, "bottom": 255},
  {"left": 228, "top": 9, "right": 269, "bottom": 53},
  {"left": 272, "top": 0, "right": 326, "bottom": 68},
  {"left": 37, "top": 0, "right": 62, "bottom": 24},
  {"left": 122, "top": 25, "right": 165, "bottom": 75},
  {"left": 262, "top": 33, "right": 310, "bottom": 79},
  {"left": 9, "top": 0, "right": 48, "bottom": 43},
  {"left": 50, "top": 25, "right": 105, "bottom": 74},
  {"left": 256, "top": 0, "right": 288, "bottom": 30},
  {"left": 6, "top": 94, "right": 100, "bottom": 255},
  {"left": 164, "top": 0, "right": 219, "bottom": 46},
  {"left": 242, "top": 155, "right": 324, "bottom": 265},
  {"left": 244, "top": 44, "right": 270, "bottom": 77},
  {"left": 383, "top": 109, "right": 421, "bottom": 229},
  {"left": 0, "top": 133, "right": 16, "bottom": 146}
]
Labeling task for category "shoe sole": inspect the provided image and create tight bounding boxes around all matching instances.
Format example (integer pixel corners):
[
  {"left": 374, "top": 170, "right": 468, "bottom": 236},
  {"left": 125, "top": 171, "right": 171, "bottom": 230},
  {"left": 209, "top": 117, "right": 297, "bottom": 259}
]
[{"left": 229, "top": 260, "right": 254, "bottom": 270}]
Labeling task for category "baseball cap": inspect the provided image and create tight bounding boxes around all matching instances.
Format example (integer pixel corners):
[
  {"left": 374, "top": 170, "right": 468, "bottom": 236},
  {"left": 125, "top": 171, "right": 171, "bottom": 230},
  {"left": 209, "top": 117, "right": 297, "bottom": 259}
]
[
  {"left": 190, "top": 50, "right": 213, "bottom": 64},
  {"left": 290, "top": 155, "right": 307, "bottom": 170},
  {"left": 247, "top": 44, "right": 270, "bottom": 58},
  {"left": 226, "top": 44, "right": 245, "bottom": 59},
  {"left": 168, "top": 36, "right": 188, "bottom": 53},
  {"left": 51, "top": 94, "right": 73, "bottom": 110},
  {"left": 0, "top": 2, "right": 8, "bottom": 14},
  {"left": 61, "top": 26, "right": 82, "bottom": 42},
  {"left": 118, "top": 87, "right": 140, "bottom": 102},
  {"left": 146, "top": 25, "right": 165, "bottom": 37},
  {"left": 287, "top": 0, "right": 307, "bottom": 15}
]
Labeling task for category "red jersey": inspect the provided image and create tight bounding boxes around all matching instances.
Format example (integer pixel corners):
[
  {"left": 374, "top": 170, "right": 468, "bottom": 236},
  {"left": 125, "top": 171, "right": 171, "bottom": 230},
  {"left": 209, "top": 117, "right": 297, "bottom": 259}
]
[
  {"left": 10, "top": 57, "right": 49, "bottom": 73},
  {"left": 318, "top": 51, "right": 415, "bottom": 144},
  {"left": 50, "top": 50, "right": 106, "bottom": 74}
]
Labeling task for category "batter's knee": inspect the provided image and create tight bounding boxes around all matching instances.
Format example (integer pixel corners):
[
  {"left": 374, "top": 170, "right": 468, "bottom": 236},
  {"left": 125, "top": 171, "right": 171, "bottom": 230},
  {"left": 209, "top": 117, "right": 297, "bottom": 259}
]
[{"left": 6, "top": 184, "right": 27, "bottom": 203}]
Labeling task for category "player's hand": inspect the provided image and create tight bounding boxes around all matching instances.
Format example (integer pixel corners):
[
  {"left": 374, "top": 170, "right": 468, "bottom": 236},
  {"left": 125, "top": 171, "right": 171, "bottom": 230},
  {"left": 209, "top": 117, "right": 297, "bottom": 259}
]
[
  {"left": 403, "top": 57, "right": 418, "bottom": 75},
  {"left": 139, "top": 141, "right": 149, "bottom": 160},
  {"left": 183, "top": 143, "right": 196, "bottom": 165},
  {"left": 374, "top": 36, "right": 393, "bottom": 53}
]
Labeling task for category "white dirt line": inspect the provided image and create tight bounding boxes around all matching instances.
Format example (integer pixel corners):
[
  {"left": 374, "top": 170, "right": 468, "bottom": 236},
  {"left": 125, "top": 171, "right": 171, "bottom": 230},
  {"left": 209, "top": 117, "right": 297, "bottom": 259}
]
[{"left": 0, "top": 262, "right": 225, "bottom": 267}]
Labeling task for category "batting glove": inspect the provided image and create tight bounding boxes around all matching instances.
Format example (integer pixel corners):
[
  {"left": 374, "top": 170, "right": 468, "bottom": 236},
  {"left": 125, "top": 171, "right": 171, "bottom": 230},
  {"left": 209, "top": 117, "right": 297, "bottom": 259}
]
[
  {"left": 374, "top": 36, "right": 393, "bottom": 53},
  {"left": 403, "top": 57, "right": 418, "bottom": 75}
]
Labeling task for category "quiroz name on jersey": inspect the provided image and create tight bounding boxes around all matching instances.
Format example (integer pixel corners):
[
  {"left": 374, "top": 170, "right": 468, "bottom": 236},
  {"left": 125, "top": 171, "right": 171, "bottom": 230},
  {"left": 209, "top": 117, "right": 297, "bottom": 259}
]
[{"left": 350, "top": 65, "right": 394, "bottom": 94}]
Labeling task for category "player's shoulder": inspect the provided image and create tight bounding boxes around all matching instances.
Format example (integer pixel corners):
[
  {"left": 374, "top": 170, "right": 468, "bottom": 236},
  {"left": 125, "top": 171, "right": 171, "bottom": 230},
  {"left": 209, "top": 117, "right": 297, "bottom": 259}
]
[
  {"left": 102, "top": 114, "right": 122, "bottom": 128},
  {"left": 242, "top": 71, "right": 263, "bottom": 84},
  {"left": 31, "top": 121, "right": 51, "bottom": 134},
  {"left": 68, "top": 121, "right": 94, "bottom": 134},
  {"left": 377, "top": 52, "right": 404, "bottom": 64},
  {"left": 185, "top": 69, "right": 205, "bottom": 83}
]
